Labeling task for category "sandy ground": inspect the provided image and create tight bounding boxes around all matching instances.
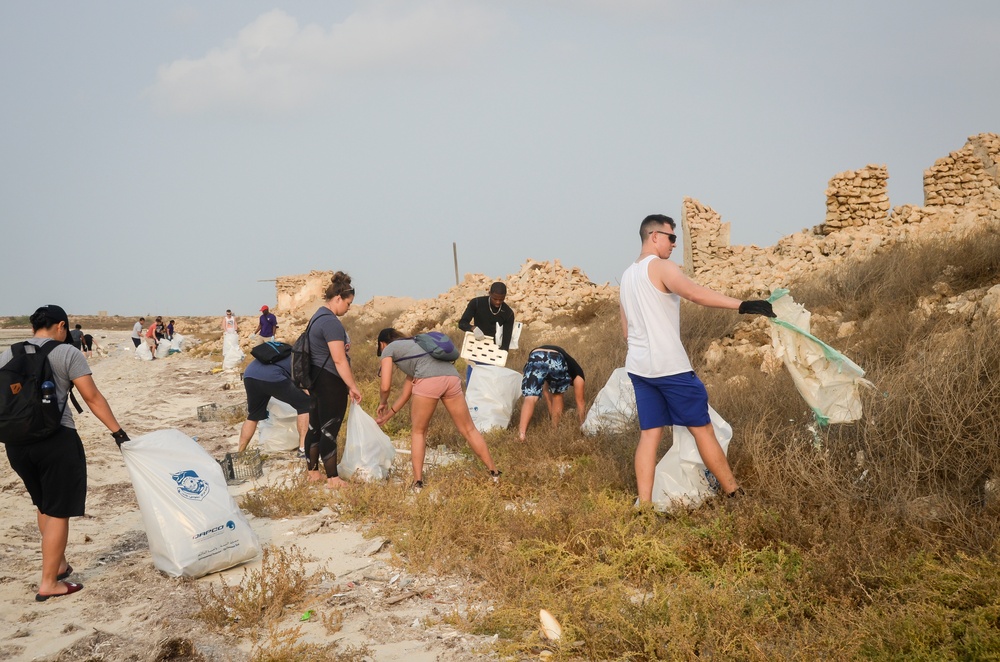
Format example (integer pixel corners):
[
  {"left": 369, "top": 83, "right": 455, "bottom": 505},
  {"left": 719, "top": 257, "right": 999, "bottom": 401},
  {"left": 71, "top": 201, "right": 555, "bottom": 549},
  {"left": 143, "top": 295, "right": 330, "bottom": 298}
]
[{"left": 0, "top": 332, "right": 497, "bottom": 661}]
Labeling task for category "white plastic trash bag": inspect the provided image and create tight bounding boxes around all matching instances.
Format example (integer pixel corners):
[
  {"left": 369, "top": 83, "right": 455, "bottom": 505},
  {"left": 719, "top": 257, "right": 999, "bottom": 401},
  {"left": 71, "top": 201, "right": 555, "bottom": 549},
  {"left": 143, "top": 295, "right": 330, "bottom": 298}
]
[
  {"left": 582, "top": 368, "right": 637, "bottom": 435},
  {"left": 466, "top": 364, "right": 522, "bottom": 433},
  {"left": 169, "top": 334, "right": 186, "bottom": 353},
  {"left": 259, "top": 398, "right": 299, "bottom": 452},
  {"left": 222, "top": 331, "right": 244, "bottom": 370},
  {"left": 119, "top": 429, "right": 260, "bottom": 578},
  {"left": 135, "top": 340, "right": 153, "bottom": 361},
  {"left": 768, "top": 289, "right": 872, "bottom": 425},
  {"left": 338, "top": 401, "right": 395, "bottom": 481},
  {"left": 495, "top": 321, "right": 524, "bottom": 351},
  {"left": 155, "top": 338, "right": 171, "bottom": 359},
  {"left": 651, "top": 406, "right": 733, "bottom": 511}
]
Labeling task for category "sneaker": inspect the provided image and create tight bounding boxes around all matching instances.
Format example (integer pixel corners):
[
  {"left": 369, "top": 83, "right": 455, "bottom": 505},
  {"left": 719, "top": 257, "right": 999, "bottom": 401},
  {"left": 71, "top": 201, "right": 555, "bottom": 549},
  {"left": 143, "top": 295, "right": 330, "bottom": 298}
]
[
  {"left": 412, "top": 480, "right": 424, "bottom": 492},
  {"left": 296, "top": 449, "right": 306, "bottom": 459},
  {"left": 490, "top": 470, "right": 502, "bottom": 483}
]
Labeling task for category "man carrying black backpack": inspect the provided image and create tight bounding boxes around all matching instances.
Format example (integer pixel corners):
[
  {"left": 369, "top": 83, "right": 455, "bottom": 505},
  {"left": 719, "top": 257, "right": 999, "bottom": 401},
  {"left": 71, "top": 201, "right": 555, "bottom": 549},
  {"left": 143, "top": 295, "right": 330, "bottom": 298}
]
[{"left": 0, "top": 305, "right": 129, "bottom": 602}]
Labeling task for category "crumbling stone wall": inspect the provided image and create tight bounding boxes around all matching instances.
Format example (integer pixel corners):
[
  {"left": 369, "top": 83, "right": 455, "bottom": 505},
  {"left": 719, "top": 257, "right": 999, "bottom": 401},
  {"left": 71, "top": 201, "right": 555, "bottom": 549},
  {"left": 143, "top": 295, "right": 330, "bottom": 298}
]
[
  {"left": 275, "top": 270, "right": 334, "bottom": 314},
  {"left": 817, "top": 164, "right": 890, "bottom": 235},
  {"left": 924, "top": 133, "right": 1000, "bottom": 206},
  {"left": 681, "top": 197, "right": 732, "bottom": 275}
]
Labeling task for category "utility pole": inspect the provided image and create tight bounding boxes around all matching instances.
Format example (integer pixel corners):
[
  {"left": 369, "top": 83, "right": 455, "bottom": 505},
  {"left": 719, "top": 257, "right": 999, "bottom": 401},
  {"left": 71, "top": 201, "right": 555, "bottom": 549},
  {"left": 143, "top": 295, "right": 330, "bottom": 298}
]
[{"left": 453, "top": 242, "right": 459, "bottom": 286}]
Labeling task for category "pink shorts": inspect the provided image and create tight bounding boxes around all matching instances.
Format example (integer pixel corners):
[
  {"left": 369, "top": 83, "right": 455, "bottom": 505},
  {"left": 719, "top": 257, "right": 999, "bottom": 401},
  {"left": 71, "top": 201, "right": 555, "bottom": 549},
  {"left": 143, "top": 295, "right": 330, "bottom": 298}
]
[{"left": 412, "top": 375, "right": 463, "bottom": 400}]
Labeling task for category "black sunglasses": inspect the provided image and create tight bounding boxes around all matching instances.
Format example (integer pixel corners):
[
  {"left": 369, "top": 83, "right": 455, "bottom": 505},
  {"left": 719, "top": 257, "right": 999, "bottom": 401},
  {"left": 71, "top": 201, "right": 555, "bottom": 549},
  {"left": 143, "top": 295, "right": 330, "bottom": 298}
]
[{"left": 650, "top": 230, "right": 677, "bottom": 243}]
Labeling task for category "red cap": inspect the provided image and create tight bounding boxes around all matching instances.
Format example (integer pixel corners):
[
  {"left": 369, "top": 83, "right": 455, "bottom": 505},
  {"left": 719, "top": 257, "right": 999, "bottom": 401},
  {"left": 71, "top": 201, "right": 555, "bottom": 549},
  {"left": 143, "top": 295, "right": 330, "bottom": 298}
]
[{"left": 260, "top": 305, "right": 269, "bottom": 312}]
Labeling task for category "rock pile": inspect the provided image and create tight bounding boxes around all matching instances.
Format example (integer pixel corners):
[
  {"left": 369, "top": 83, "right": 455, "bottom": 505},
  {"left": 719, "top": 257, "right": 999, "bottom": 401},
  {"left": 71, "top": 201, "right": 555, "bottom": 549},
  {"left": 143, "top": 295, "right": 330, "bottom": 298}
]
[
  {"left": 818, "top": 164, "right": 890, "bottom": 234},
  {"left": 391, "top": 259, "right": 618, "bottom": 336}
]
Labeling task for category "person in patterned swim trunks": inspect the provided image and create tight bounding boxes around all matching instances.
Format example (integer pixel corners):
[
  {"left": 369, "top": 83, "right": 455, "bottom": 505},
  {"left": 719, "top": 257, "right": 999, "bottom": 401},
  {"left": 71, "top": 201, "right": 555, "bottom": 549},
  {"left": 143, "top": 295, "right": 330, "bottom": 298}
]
[{"left": 517, "top": 345, "right": 586, "bottom": 442}]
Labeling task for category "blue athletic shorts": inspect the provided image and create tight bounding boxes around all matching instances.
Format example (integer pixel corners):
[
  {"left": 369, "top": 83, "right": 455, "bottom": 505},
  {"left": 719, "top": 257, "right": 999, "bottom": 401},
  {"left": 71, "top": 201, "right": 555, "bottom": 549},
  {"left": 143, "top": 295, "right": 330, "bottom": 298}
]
[
  {"left": 627, "top": 371, "right": 711, "bottom": 430},
  {"left": 521, "top": 350, "right": 571, "bottom": 397}
]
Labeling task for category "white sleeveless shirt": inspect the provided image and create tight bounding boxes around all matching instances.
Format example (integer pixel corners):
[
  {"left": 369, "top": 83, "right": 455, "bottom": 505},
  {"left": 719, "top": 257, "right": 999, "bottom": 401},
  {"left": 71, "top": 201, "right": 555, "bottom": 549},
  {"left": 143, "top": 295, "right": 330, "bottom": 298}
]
[{"left": 620, "top": 255, "right": 693, "bottom": 378}]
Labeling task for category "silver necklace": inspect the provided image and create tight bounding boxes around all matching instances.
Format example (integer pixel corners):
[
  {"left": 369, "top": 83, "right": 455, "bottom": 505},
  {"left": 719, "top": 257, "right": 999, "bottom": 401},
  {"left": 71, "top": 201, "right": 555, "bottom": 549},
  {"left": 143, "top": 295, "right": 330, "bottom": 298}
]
[{"left": 489, "top": 301, "right": 502, "bottom": 315}]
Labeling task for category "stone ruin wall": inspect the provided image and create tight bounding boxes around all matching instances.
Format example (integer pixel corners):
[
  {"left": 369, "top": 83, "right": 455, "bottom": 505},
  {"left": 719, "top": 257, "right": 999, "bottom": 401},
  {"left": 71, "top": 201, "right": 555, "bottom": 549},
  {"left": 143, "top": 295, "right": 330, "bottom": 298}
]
[
  {"left": 681, "top": 198, "right": 731, "bottom": 274},
  {"left": 275, "top": 270, "right": 334, "bottom": 315},
  {"left": 817, "top": 164, "right": 890, "bottom": 235},
  {"left": 923, "top": 133, "right": 1000, "bottom": 206}
]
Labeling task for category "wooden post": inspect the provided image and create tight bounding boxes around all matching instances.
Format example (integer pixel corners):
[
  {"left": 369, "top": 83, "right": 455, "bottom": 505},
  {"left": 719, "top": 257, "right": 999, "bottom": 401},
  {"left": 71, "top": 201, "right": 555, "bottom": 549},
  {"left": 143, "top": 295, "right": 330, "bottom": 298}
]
[{"left": 453, "top": 242, "right": 459, "bottom": 286}]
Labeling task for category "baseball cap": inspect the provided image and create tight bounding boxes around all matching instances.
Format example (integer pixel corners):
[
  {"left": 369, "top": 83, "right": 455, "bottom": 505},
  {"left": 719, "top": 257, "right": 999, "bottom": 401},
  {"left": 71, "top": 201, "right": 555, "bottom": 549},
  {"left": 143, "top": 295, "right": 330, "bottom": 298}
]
[
  {"left": 260, "top": 305, "right": 269, "bottom": 312},
  {"left": 34, "top": 305, "right": 72, "bottom": 343}
]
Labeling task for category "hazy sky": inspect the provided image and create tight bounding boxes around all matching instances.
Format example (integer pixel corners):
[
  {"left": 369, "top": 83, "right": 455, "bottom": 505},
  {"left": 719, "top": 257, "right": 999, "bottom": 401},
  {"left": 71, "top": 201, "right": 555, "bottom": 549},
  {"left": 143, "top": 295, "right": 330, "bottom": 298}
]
[{"left": 2, "top": 1, "right": 997, "bottom": 316}]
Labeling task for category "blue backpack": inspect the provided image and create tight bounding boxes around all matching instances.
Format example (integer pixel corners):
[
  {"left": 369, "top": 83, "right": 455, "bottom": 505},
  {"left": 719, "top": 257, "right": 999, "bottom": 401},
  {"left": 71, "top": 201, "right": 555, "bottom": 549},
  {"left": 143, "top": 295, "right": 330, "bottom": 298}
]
[{"left": 396, "top": 332, "right": 460, "bottom": 363}]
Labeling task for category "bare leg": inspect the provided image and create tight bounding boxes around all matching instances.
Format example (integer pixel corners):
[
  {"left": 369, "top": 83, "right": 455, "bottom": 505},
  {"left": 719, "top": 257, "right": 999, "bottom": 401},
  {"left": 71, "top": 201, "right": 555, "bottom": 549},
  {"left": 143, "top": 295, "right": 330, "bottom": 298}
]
[
  {"left": 236, "top": 420, "right": 258, "bottom": 452},
  {"left": 295, "top": 413, "right": 308, "bottom": 452},
  {"left": 37, "top": 513, "right": 71, "bottom": 596},
  {"left": 635, "top": 427, "right": 663, "bottom": 503},
  {"left": 518, "top": 396, "right": 540, "bottom": 441},
  {"left": 409, "top": 395, "right": 439, "bottom": 483},
  {"left": 441, "top": 394, "right": 497, "bottom": 472},
  {"left": 688, "top": 423, "right": 738, "bottom": 494},
  {"left": 549, "top": 393, "right": 565, "bottom": 428}
]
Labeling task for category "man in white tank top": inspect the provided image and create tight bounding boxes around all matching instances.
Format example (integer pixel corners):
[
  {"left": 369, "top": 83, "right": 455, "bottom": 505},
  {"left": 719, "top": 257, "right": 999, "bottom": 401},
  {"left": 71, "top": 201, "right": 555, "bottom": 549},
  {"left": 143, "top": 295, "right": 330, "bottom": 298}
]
[{"left": 619, "top": 214, "right": 776, "bottom": 503}]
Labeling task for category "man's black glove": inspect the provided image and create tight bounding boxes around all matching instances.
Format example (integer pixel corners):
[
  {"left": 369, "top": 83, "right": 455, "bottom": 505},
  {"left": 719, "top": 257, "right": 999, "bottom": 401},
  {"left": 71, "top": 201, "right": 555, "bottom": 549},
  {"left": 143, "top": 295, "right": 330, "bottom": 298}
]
[
  {"left": 738, "top": 300, "right": 776, "bottom": 318},
  {"left": 111, "top": 429, "right": 131, "bottom": 446}
]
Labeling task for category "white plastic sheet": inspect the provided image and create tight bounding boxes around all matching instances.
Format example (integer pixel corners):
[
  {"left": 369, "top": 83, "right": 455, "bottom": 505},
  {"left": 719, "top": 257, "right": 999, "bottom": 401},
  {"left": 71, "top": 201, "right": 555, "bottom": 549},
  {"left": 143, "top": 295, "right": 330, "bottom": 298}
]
[
  {"left": 222, "top": 331, "right": 244, "bottom": 370},
  {"left": 338, "top": 402, "right": 396, "bottom": 481},
  {"left": 581, "top": 368, "right": 637, "bottom": 435},
  {"left": 258, "top": 398, "right": 299, "bottom": 452},
  {"left": 120, "top": 429, "right": 260, "bottom": 578},
  {"left": 651, "top": 406, "right": 732, "bottom": 511},
  {"left": 768, "top": 290, "right": 872, "bottom": 425},
  {"left": 466, "top": 364, "right": 522, "bottom": 432}
]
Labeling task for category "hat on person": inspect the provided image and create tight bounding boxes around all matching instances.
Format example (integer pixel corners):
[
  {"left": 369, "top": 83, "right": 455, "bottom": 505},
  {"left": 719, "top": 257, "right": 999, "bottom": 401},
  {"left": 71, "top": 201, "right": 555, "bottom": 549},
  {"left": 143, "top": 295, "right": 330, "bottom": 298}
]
[
  {"left": 376, "top": 328, "right": 397, "bottom": 357},
  {"left": 260, "top": 305, "right": 269, "bottom": 312},
  {"left": 34, "top": 305, "right": 73, "bottom": 343}
]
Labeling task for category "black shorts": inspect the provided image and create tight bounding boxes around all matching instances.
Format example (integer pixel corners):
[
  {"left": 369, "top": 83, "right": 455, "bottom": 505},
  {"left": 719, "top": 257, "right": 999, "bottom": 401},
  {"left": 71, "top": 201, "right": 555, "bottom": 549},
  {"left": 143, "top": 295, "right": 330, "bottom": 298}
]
[
  {"left": 244, "top": 377, "right": 311, "bottom": 421},
  {"left": 132, "top": 337, "right": 141, "bottom": 348},
  {"left": 5, "top": 426, "right": 87, "bottom": 518}
]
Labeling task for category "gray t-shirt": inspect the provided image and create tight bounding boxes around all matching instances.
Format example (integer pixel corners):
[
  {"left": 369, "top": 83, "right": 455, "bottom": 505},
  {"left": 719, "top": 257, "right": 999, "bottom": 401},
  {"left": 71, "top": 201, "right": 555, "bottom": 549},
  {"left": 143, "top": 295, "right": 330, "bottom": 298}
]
[
  {"left": 131, "top": 321, "right": 143, "bottom": 339},
  {"left": 307, "top": 308, "right": 349, "bottom": 377},
  {"left": 382, "top": 339, "right": 459, "bottom": 380},
  {"left": 0, "top": 338, "right": 91, "bottom": 429}
]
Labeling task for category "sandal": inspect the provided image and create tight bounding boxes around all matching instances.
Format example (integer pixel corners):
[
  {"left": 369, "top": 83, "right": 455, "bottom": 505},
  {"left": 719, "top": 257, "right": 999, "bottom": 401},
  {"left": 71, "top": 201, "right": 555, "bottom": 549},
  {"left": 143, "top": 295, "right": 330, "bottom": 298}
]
[{"left": 36, "top": 581, "right": 84, "bottom": 602}]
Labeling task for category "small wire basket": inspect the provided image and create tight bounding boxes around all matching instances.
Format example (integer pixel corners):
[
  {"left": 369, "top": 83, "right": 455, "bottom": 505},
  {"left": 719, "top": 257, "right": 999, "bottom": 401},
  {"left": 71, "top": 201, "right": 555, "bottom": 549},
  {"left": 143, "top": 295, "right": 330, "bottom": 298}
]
[{"left": 218, "top": 448, "right": 263, "bottom": 485}]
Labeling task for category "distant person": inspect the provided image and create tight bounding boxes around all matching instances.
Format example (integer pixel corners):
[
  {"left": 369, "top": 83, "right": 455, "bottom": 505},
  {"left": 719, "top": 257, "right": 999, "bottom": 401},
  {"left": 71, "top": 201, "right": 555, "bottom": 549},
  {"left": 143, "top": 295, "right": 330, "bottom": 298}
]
[
  {"left": 0, "top": 304, "right": 130, "bottom": 601},
  {"left": 375, "top": 328, "right": 501, "bottom": 489},
  {"left": 255, "top": 306, "right": 278, "bottom": 342},
  {"left": 81, "top": 333, "right": 97, "bottom": 359},
  {"left": 236, "top": 352, "right": 310, "bottom": 458},
  {"left": 620, "top": 214, "right": 775, "bottom": 504},
  {"left": 145, "top": 316, "right": 161, "bottom": 359},
  {"left": 458, "top": 282, "right": 515, "bottom": 382},
  {"left": 131, "top": 317, "right": 145, "bottom": 348},
  {"left": 69, "top": 324, "right": 84, "bottom": 351},
  {"left": 221, "top": 309, "right": 238, "bottom": 335},
  {"left": 517, "top": 346, "right": 586, "bottom": 442},
  {"left": 304, "top": 272, "right": 363, "bottom": 489},
  {"left": 166, "top": 320, "right": 174, "bottom": 341}
]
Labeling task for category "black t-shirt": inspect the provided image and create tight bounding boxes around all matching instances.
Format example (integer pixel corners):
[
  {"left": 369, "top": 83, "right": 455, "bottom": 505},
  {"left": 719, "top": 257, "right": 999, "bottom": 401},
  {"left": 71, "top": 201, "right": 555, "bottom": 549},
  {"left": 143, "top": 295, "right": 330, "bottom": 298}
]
[
  {"left": 536, "top": 345, "right": 585, "bottom": 380},
  {"left": 458, "top": 296, "right": 515, "bottom": 350}
]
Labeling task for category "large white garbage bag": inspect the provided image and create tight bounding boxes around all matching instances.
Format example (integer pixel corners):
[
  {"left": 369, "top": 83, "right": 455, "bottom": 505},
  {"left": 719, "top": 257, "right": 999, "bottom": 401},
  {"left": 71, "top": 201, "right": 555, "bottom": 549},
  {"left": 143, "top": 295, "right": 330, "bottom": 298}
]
[
  {"left": 155, "top": 338, "right": 171, "bottom": 359},
  {"left": 135, "top": 340, "right": 153, "bottom": 361},
  {"left": 768, "top": 289, "right": 872, "bottom": 425},
  {"left": 120, "top": 429, "right": 260, "bottom": 578},
  {"left": 169, "top": 334, "right": 186, "bottom": 353},
  {"left": 466, "top": 364, "right": 522, "bottom": 433},
  {"left": 338, "top": 402, "right": 395, "bottom": 481},
  {"left": 651, "top": 406, "right": 733, "bottom": 511},
  {"left": 259, "top": 398, "right": 299, "bottom": 452},
  {"left": 582, "top": 368, "right": 637, "bottom": 435},
  {"left": 222, "top": 331, "right": 244, "bottom": 370}
]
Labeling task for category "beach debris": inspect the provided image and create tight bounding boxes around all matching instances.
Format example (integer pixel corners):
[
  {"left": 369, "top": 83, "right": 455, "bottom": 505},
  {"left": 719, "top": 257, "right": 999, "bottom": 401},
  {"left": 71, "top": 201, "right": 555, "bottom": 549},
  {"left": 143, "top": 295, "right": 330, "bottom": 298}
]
[
  {"left": 539, "top": 609, "right": 562, "bottom": 640},
  {"left": 300, "top": 609, "right": 314, "bottom": 621}
]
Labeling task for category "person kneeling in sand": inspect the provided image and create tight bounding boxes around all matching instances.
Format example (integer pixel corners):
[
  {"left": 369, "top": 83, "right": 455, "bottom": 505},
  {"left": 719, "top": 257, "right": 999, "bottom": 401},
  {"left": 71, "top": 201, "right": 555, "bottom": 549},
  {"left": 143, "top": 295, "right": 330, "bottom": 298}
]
[
  {"left": 375, "top": 328, "right": 501, "bottom": 490},
  {"left": 517, "top": 345, "right": 586, "bottom": 442}
]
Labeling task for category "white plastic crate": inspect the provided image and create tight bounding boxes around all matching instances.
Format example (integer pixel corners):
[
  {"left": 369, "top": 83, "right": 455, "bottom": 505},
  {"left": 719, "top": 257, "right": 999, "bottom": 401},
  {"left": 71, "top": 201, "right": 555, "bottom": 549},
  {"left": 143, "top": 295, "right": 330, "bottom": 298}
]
[{"left": 459, "top": 332, "right": 508, "bottom": 367}]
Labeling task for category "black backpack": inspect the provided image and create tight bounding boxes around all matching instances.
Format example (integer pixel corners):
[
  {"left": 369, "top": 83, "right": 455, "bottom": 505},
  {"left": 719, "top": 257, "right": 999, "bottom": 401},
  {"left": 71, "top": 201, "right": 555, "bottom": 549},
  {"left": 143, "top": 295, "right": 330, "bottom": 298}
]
[
  {"left": 250, "top": 341, "right": 293, "bottom": 365},
  {"left": 0, "top": 341, "right": 81, "bottom": 445},
  {"left": 290, "top": 312, "right": 331, "bottom": 390}
]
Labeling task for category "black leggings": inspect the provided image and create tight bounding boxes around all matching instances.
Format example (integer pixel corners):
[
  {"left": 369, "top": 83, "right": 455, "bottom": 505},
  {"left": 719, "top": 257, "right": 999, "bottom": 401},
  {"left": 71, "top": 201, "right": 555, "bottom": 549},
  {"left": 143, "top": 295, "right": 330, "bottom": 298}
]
[{"left": 305, "top": 367, "right": 349, "bottom": 477}]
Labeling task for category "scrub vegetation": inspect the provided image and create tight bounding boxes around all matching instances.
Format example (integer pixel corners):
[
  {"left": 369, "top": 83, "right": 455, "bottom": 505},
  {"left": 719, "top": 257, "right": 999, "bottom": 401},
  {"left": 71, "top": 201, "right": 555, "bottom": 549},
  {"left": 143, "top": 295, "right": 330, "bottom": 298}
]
[{"left": 242, "top": 226, "right": 1000, "bottom": 659}]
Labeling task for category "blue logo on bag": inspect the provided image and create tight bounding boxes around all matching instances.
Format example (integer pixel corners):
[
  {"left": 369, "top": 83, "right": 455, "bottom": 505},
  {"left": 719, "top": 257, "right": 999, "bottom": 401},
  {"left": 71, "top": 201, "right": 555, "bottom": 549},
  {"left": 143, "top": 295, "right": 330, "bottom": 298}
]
[
  {"left": 172, "top": 470, "right": 210, "bottom": 501},
  {"left": 226, "top": 521, "right": 236, "bottom": 530}
]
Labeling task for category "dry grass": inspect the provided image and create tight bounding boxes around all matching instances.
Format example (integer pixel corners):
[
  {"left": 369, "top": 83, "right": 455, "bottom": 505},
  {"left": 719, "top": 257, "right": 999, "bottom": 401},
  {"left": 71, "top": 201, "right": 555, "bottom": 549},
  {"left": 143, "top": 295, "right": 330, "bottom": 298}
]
[
  {"left": 239, "top": 475, "right": 332, "bottom": 519},
  {"left": 238, "top": 232, "right": 1000, "bottom": 659}
]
